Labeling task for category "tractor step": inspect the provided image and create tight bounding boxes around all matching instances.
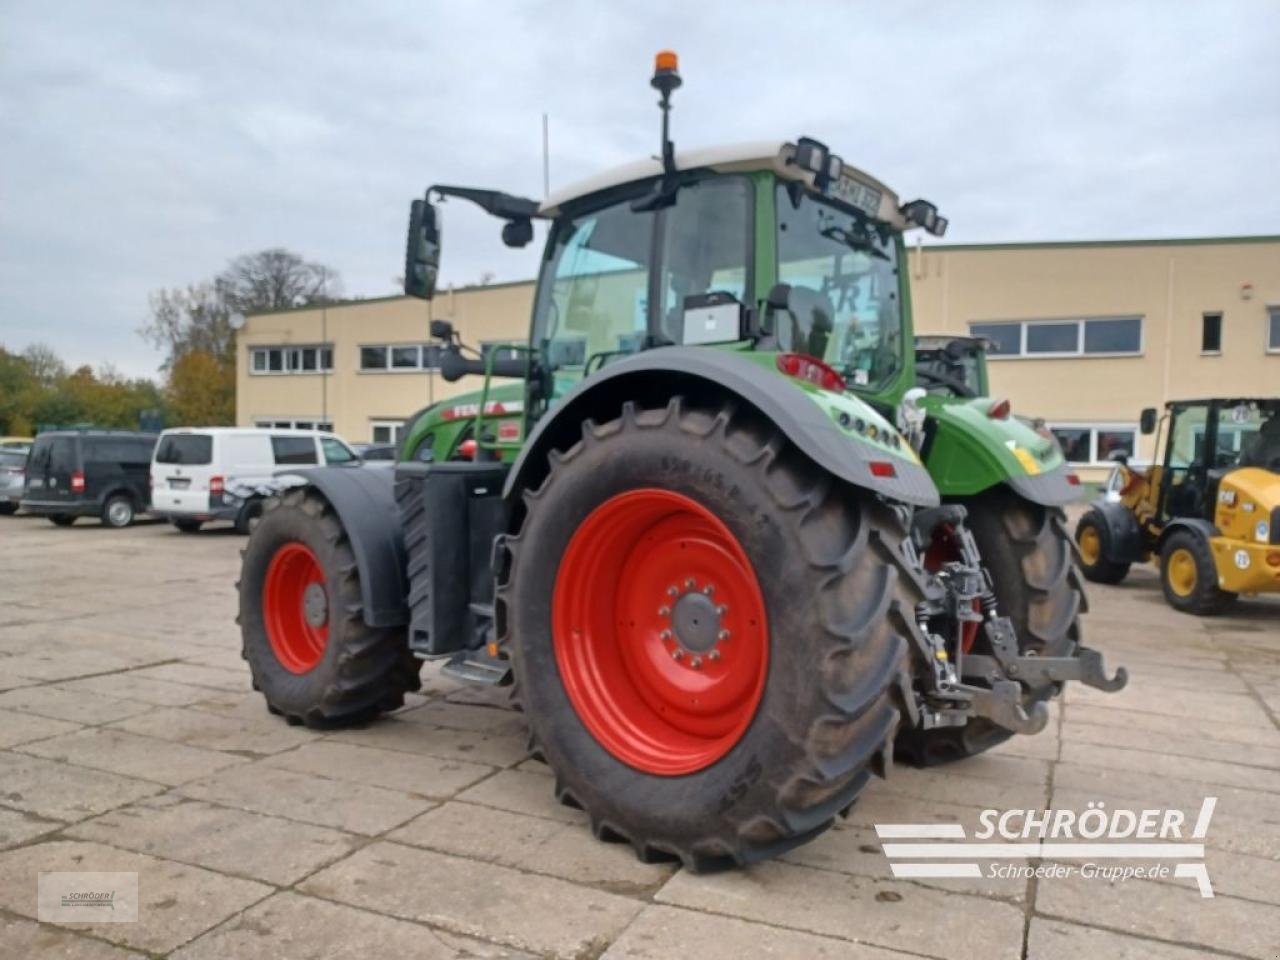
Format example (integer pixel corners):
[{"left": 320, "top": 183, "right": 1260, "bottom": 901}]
[{"left": 440, "top": 648, "right": 512, "bottom": 686}]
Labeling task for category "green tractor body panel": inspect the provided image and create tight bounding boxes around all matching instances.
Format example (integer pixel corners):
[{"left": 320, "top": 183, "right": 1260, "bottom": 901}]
[
  {"left": 399, "top": 381, "right": 528, "bottom": 464},
  {"left": 920, "top": 395, "right": 1066, "bottom": 497}
]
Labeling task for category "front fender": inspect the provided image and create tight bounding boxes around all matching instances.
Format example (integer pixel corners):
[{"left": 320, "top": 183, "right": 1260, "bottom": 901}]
[
  {"left": 295, "top": 467, "right": 408, "bottom": 629},
  {"left": 921, "top": 397, "right": 1079, "bottom": 506},
  {"left": 1085, "top": 499, "right": 1147, "bottom": 563},
  {"left": 504, "top": 347, "right": 939, "bottom": 508}
]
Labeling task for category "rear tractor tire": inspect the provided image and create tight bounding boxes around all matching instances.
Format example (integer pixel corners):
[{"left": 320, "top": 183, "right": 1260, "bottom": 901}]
[
  {"left": 896, "top": 488, "right": 1085, "bottom": 766},
  {"left": 1074, "top": 511, "right": 1131, "bottom": 585},
  {"left": 500, "top": 398, "right": 928, "bottom": 870},
  {"left": 1159, "top": 530, "right": 1237, "bottom": 616},
  {"left": 239, "top": 488, "right": 421, "bottom": 727}
]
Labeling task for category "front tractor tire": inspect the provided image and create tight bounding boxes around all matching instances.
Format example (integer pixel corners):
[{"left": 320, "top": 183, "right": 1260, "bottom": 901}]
[
  {"left": 1074, "top": 511, "right": 1131, "bottom": 584},
  {"left": 1160, "top": 530, "right": 1237, "bottom": 616},
  {"left": 239, "top": 488, "right": 421, "bottom": 727},
  {"left": 500, "top": 399, "right": 927, "bottom": 870},
  {"left": 897, "top": 488, "right": 1085, "bottom": 766}
]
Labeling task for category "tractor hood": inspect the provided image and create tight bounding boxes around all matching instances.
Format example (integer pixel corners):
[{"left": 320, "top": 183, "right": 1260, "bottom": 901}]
[{"left": 919, "top": 396, "right": 1080, "bottom": 506}]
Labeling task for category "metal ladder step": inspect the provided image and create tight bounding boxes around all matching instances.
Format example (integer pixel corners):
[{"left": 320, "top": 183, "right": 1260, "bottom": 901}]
[{"left": 440, "top": 647, "right": 511, "bottom": 686}]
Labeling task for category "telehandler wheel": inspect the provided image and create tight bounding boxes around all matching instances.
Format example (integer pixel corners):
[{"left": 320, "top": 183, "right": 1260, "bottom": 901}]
[
  {"left": 501, "top": 398, "right": 926, "bottom": 870},
  {"left": 1159, "top": 530, "right": 1237, "bottom": 616},
  {"left": 1074, "top": 511, "right": 1131, "bottom": 584},
  {"left": 238, "top": 488, "right": 421, "bottom": 727},
  {"left": 896, "top": 488, "right": 1084, "bottom": 766}
]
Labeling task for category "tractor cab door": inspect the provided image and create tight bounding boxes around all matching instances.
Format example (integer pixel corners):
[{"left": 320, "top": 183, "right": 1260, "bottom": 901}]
[
  {"left": 531, "top": 174, "right": 755, "bottom": 407},
  {"left": 1158, "top": 402, "right": 1217, "bottom": 522}
]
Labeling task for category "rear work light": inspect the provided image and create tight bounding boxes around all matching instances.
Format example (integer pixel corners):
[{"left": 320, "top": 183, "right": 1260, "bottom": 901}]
[
  {"left": 209, "top": 476, "right": 225, "bottom": 495},
  {"left": 70, "top": 470, "right": 85, "bottom": 493},
  {"left": 776, "top": 353, "right": 847, "bottom": 392}
]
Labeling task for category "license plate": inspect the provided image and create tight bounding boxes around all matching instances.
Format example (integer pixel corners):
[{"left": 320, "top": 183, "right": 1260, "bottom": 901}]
[
  {"left": 29, "top": 477, "right": 43, "bottom": 488},
  {"left": 830, "top": 176, "right": 882, "bottom": 217},
  {"left": 168, "top": 478, "right": 191, "bottom": 490}
]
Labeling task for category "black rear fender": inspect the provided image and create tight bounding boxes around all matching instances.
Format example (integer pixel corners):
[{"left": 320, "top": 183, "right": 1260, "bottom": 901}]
[{"left": 292, "top": 467, "right": 408, "bottom": 629}]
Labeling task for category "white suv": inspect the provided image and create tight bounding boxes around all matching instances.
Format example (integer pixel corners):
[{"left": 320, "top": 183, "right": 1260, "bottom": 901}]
[{"left": 150, "top": 428, "right": 361, "bottom": 533}]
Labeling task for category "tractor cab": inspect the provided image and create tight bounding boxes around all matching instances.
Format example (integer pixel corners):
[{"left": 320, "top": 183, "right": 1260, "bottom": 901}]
[
  {"left": 1077, "top": 397, "right": 1280, "bottom": 612},
  {"left": 913, "top": 334, "right": 991, "bottom": 397}
]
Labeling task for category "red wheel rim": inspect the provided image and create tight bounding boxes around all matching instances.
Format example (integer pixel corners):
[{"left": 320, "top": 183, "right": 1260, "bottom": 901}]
[
  {"left": 552, "top": 488, "right": 769, "bottom": 776},
  {"left": 263, "top": 542, "right": 329, "bottom": 673}
]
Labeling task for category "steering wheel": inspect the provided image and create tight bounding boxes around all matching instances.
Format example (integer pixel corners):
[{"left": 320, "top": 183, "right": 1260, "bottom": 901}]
[{"left": 916, "top": 366, "right": 976, "bottom": 397}]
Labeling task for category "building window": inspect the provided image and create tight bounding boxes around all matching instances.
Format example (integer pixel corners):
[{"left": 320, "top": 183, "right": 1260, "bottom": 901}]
[
  {"left": 249, "top": 344, "right": 333, "bottom": 375},
  {"left": 1269, "top": 306, "right": 1280, "bottom": 353},
  {"left": 370, "top": 420, "right": 405, "bottom": 444},
  {"left": 969, "top": 317, "right": 1142, "bottom": 358},
  {"left": 1048, "top": 423, "right": 1139, "bottom": 465},
  {"left": 360, "top": 343, "right": 442, "bottom": 372},
  {"left": 480, "top": 342, "right": 524, "bottom": 366},
  {"left": 1201, "top": 313, "right": 1222, "bottom": 354},
  {"left": 254, "top": 418, "right": 333, "bottom": 432}
]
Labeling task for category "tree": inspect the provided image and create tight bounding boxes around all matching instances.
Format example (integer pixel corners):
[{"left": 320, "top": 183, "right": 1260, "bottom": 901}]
[
  {"left": 166, "top": 350, "right": 234, "bottom": 426},
  {"left": 139, "top": 248, "right": 339, "bottom": 427},
  {"left": 219, "top": 248, "right": 341, "bottom": 315},
  {"left": 141, "top": 249, "right": 340, "bottom": 370}
]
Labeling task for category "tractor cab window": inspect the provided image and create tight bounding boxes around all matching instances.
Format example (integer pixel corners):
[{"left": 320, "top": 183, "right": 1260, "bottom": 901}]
[
  {"left": 776, "top": 184, "right": 903, "bottom": 390},
  {"left": 658, "top": 177, "right": 751, "bottom": 344},
  {"left": 534, "top": 200, "right": 654, "bottom": 380}
]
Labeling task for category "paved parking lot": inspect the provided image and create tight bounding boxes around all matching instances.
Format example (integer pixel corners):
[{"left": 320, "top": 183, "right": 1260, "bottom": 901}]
[{"left": 1, "top": 512, "right": 1277, "bottom": 959}]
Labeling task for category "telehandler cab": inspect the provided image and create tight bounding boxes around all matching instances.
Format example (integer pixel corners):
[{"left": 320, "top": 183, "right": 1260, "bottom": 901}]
[
  {"left": 1077, "top": 397, "right": 1280, "bottom": 614},
  {"left": 238, "top": 52, "right": 1125, "bottom": 869}
]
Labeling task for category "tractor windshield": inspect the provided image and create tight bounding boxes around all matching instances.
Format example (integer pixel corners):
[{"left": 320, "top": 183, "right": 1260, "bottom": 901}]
[{"left": 776, "top": 184, "right": 903, "bottom": 389}]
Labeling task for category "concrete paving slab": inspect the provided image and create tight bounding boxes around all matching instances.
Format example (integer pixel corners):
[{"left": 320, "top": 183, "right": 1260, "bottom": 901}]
[
  {"left": 267, "top": 739, "right": 495, "bottom": 799},
  {"left": 65, "top": 793, "right": 361, "bottom": 885},
  {"left": 18, "top": 727, "right": 247, "bottom": 786},
  {"left": 0, "top": 915, "right": 145, "bottom": 959},
  {"left": 0, "top": 684, "right": 155, "bottom": 725},
  {"left": 0, "top": 839, "right": 271, "bottom": 954},
  {"left": 177, "top": 761, "right": 432, "bottom": 835},
  {"left": 0, "top": 750, "right": 163, "bottom": 821},
  {"left": 601, "top": 904, "right": 918, "bottom": 960},
  {"left": 656, "top": 859, "right": 1026, "bottom": 960},
  {"left": 171, "top": 890, "right": 534, "bottom": 960},
  {"left": 108, "top": 705, "right": 317, "bottom": 756},
  {"left": 0, "top": 705, "right": 82, "bottom": 747},
  {"left": 300, "top": 841, "right": 644, "bottom": 957}
]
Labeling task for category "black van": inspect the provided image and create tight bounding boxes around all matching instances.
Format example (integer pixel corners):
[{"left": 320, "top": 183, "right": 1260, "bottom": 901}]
[{"left": 22, "top": 430, "right": 158, "bottom": 527}]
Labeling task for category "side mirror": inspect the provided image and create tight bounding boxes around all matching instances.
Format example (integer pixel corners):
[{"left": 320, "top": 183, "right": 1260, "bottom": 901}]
[
  {"left": 404, "top": 198, "right": 441, "bottom": 300},
  {"left": 430, "top": 319, "right": 454, "bottom": 341},
  {"left": 1140, "top": 408, "right": 1158, "bottom": 435}
]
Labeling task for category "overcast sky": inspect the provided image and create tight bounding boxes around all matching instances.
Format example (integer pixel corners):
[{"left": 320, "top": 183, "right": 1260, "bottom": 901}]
[{"left": 2, "top": 0, "right": 1278, "bottom": 378}]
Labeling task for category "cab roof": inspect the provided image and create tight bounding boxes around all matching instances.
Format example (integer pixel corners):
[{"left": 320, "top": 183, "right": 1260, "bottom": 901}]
[{"left": 539, "top": 140, "right": 906, "bottom": 227}]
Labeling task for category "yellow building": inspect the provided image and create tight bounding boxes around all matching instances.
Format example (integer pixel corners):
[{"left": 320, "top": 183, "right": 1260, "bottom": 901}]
[{"left": 237, "top": 235, "right": 1280, "bottom": 476}]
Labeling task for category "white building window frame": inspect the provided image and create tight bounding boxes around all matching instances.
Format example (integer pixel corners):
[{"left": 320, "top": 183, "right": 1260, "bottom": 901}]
[
  {"left": 253, "top": 417, "right": 335, "bottom": 432},
  {"left": 359, "top": 343, "right": 443, "bottom": 373},
  {"left": 249, "top": 344, "right": 334, "bottom": 376},
  {"left": 969, "top": 316, "right": 1144, "bottom": 360},
  {"left": 1046, "top": 421, "right": 1141, "bottom": 466},
  {"left": 369, "top": 420, "right": 406, "bottom": 444}
]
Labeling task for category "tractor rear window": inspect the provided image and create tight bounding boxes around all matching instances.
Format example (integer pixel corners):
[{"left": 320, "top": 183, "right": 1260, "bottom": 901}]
[{"left": 156, "top": 434, "right": 213, "bottom": 465}]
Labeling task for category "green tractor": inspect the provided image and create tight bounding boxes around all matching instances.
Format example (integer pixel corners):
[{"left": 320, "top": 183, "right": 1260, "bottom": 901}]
[{"left": 237, "top": 53, "right": 1125, "bottom": 870}]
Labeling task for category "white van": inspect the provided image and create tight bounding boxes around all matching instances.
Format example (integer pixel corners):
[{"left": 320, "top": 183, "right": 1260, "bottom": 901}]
[{"left": 150, "top": 428, "right": 362, "bottom": 533}]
